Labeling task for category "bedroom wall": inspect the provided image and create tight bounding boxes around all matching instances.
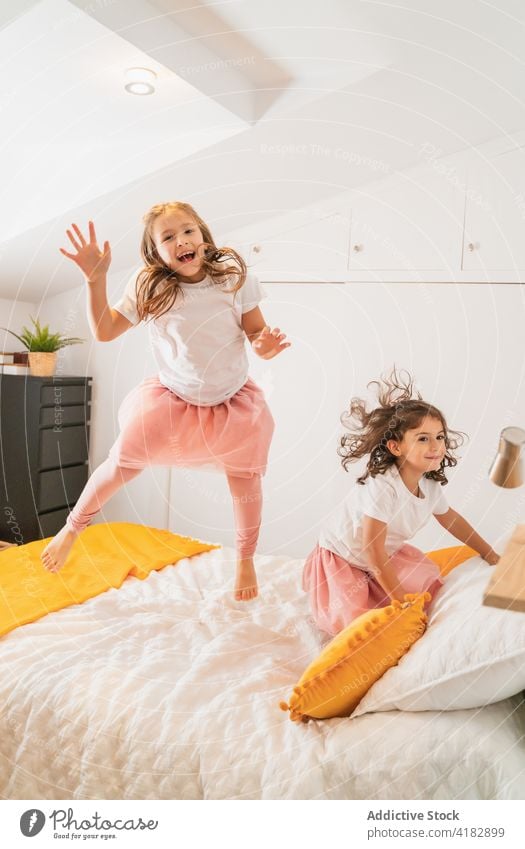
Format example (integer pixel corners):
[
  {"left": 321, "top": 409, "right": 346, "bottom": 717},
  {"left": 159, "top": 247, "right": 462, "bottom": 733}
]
[
  {"left": 167, "top": 282, "right": 525, "bottom": 558},
  {"left": 35, "top": 279, "right": 525, "bottom": 559},
  {"left": 0, "top": 297, "right": 37, "bottom": 351}
]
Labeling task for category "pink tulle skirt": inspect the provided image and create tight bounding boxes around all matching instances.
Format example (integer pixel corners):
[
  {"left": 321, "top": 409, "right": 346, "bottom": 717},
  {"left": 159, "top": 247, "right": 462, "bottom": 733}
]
[
  {"left": 109, "top": 376, "right": 274, "bottom": 478},
  {"left": 302, "top": 543, "right": 443, "bottom": 636}
]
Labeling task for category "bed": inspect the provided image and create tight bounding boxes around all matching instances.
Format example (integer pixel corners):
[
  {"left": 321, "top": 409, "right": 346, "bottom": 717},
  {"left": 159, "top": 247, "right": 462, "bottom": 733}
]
[{"left": 0, "top": 547, "right": 524, "bottom": 799}]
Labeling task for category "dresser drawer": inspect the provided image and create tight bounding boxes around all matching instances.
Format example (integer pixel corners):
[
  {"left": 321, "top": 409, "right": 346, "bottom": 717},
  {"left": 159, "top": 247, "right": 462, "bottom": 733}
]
[
  {"left": 39, "top": 425, "right": 89, "bottom": 470},
  {"left": 40, "top": 405, "right": 87, "bottom": 427},
  {"left": 38, "top": 507, "right": 71, "bottom": 538},
  {"left": 40, "top": 384, "right": 91, "bottom": 406},
  {"left": 37, "top": 465, "right": 87, "bottom": 512}
]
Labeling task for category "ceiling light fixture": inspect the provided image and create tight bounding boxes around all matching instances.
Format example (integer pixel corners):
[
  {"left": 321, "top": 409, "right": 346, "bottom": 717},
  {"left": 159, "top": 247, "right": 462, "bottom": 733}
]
[{"left": 124, "top": 67, "right": 157, "bottom": 96}]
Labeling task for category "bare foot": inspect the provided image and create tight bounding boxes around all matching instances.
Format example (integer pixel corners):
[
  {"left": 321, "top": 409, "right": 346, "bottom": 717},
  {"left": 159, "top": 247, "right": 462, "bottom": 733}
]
[
  {"left": 234, "top": 558, "right": 258, "bottom": 601},
  {"left": 41, "top": 524, "right": 78, "bottom": 573}
]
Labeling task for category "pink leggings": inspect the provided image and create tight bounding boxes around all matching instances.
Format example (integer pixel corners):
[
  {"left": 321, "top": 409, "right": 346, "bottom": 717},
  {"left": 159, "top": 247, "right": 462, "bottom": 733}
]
[{"left": 66, "top": 459, "right": 263, "bottom": 558}]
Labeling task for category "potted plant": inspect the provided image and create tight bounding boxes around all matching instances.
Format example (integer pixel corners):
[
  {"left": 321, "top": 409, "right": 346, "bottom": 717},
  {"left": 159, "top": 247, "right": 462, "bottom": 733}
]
[{"left": 1, "top": 317, "right": 84, "bottom": 377}]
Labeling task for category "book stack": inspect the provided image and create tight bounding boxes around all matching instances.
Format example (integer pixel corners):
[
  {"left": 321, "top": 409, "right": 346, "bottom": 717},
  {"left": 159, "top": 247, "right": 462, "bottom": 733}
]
[{"left": 1, "top": 352, "right": 30, "bottom": 375}]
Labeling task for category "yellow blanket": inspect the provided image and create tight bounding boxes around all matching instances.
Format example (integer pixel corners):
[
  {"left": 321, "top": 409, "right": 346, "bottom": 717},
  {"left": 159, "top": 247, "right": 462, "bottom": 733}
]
[{"left": 0, "top": 522, "right": 219, "bottom": 638}]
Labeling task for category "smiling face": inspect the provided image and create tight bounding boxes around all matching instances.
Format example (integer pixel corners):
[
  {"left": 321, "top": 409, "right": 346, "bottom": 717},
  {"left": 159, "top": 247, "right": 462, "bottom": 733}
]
[
  {"left": 387, "top": 415, "right": 447, "bottom": 476},
  {"left": 151, "top": 209, "right": 207, "bottom": 282}
]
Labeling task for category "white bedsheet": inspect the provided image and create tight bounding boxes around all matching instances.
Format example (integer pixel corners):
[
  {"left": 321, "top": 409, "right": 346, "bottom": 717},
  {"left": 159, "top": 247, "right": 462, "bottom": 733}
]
[{"left": 1, "top": 547, "right": 524, "bottom": 799}]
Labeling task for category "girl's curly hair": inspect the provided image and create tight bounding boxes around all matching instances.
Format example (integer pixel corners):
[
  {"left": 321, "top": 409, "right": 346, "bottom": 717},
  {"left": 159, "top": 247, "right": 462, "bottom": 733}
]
[
  {"left": 135, "top": 201, "right": 247, "bottom": 321},
  {"left": 338, "top": 368, "right": 466, "bottom": 485}
]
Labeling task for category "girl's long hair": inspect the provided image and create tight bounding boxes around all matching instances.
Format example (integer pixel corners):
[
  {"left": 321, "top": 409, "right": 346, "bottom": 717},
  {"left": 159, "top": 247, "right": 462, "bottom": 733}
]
[
  {"left": 135, "top": 201, "right": 247, "bottom": 321},
  {"left": 338, "top": 368, "right": 465, "bottom": 485}
]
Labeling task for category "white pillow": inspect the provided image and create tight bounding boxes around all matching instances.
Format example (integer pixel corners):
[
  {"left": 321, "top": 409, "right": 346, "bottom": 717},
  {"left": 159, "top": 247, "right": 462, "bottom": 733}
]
[{"left": 351, "top": 556, "right": 525, "bottom": 716}]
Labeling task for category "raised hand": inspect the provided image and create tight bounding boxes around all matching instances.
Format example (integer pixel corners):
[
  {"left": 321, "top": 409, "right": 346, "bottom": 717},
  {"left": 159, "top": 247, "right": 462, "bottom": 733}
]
[
  {"left": 59, "top": 221, "right": 111, "bottom": 283},
  {"left": 252, "top": 326, "right": 291, "bottom": 359}
]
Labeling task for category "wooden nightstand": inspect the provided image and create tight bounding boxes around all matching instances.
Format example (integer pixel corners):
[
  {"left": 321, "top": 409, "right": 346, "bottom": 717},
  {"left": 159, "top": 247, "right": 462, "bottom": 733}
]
[{"left": 483, "top": 525, "right": 525, "bottom": 613}]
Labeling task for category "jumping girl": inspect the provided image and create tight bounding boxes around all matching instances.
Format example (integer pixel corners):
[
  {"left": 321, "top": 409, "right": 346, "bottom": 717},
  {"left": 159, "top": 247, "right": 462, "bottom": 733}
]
[{"left": 42, "top": 202, "right": 290, "bottom": 600}]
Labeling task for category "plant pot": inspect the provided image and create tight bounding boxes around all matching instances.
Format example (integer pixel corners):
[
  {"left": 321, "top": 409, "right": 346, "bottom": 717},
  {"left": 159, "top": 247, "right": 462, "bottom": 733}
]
[{"left": 28, "top": 352, "right": 57, "bottom": 377}]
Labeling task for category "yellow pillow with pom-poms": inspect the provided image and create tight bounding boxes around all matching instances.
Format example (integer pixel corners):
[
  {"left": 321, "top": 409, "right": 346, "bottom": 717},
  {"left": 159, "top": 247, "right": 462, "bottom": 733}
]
[{"left": 280, "top": 593, "right": 430, "bottom": 722}]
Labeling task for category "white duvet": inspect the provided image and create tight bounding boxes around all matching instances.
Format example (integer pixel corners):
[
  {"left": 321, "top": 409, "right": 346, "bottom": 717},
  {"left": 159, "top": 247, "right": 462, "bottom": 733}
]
[{"left": 1, "top": 548, "right": 523, "bottom": 799}]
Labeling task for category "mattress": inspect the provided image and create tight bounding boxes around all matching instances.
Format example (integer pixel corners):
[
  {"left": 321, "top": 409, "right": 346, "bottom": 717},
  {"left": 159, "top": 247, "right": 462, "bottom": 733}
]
[{"left": 0, "top": 547, "right": 523, "bottom": 799}]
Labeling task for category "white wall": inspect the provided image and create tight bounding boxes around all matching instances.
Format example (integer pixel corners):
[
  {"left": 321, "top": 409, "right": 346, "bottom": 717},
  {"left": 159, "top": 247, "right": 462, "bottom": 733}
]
[
  {"left": 34, "top": 255, "right": 525, "bottom": 561},
  {"left": 169, "top": 282, "right": 525, "bottom": 558},
  {"left": 0, "top": 297, "right": 36, "bottom": 351}
]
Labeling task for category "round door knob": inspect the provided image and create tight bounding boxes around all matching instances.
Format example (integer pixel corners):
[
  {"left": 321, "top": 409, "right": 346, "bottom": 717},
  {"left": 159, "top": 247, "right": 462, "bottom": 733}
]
[
  {"left": 467, "top": 242, "right": 478, "bottom": 252},
  {"left": 352, "top": 244, "right": 363, "bottom": 252},
  {"left": 252, "top": 244, "right": 261, "bottom": 254}
]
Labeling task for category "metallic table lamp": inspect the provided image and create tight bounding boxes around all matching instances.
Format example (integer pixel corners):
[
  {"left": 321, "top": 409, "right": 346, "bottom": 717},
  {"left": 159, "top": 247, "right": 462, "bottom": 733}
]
[
  {"left": 484, "top": 426, "right": 525, "bottom": 612},
  {"left": 488, "top": 426, "right": 525, "bottom": 489}
]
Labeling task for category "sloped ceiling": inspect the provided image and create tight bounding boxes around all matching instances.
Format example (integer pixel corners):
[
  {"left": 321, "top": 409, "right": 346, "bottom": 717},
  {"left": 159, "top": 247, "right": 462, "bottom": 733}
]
[{"left": 1, "top": 0, "right": 524, "bottom": 302}]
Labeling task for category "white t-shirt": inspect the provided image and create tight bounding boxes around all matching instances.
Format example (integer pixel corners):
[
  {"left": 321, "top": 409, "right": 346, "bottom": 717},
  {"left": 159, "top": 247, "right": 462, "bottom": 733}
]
[
  {"left": 113, "top": 269, "right": 265, "bottom": 406},
  {"left": 319, "top": 464, "right": 449, "bottom": 570}
]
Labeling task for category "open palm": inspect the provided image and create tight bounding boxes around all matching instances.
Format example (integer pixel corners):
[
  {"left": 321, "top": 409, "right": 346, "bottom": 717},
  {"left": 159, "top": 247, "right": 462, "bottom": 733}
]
[
  {"left": 252, "top": 326, "right": 291, "bottom": 359},
  {"left": 59, "top": 221, "right": 111, "bottom": 282}
]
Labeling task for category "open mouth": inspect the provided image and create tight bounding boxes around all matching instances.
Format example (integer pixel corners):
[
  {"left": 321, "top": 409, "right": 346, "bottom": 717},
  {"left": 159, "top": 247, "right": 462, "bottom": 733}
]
[{"left": 177, "top": 251, "right": 195, "bottom": 264}]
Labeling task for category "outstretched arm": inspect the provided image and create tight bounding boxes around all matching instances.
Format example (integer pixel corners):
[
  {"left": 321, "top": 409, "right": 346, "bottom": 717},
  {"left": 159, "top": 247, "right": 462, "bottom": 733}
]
[
  {"left": 86, "top": 284, "right": 134, "bottom": 342},
  {"left": 361, "top": 516, "right": 404, "bottom": 601},
  {"left": 241, "top": 306, "right": 291, "bottom": 359},
  {"left": 435, "top": 508, "right": 499, "bottom": 564}
]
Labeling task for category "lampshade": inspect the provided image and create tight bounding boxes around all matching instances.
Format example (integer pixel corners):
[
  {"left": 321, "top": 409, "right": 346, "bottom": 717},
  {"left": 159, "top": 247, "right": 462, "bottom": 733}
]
[{"left": 488, "top": 426, "right": 525, "bottom": 488}]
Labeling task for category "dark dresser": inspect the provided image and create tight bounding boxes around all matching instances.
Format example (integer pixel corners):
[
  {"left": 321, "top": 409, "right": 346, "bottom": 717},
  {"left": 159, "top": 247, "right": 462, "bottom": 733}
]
[{"left": 0, "top": 375, "right": 92, "bottom": 544}]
